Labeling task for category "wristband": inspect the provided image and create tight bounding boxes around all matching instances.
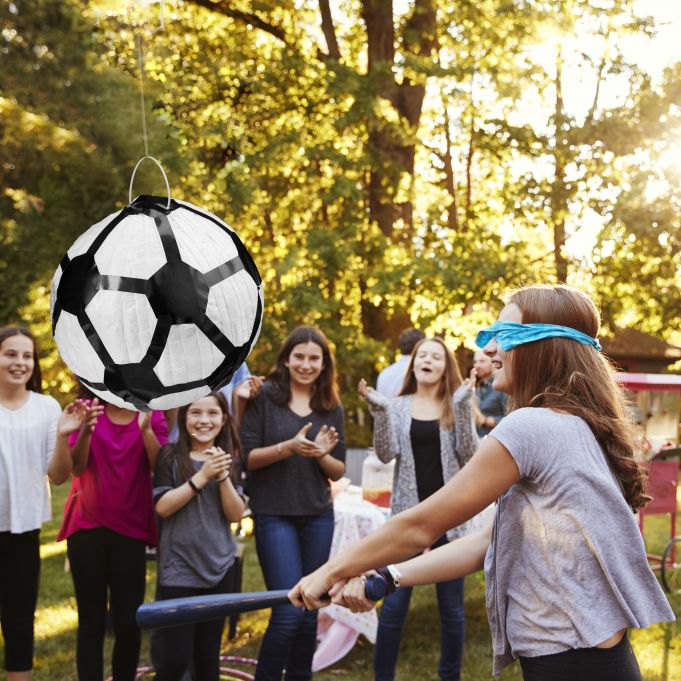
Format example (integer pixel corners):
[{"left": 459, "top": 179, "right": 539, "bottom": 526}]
[
  {"left": 187, "top": 478, "right": 201, "bottom": 494},
  {"left": 216, "top": 475, "right": 229, "bottom": 483},
  {"left": 386, "top": 564, "right": 402, "bottom": 590},
  {"left": 376, "top": 564, "right": 401, "bottom": 594}
]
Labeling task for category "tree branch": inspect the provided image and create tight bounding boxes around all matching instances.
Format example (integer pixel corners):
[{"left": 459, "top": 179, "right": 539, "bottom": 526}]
[
  {"left": 318, "top": 0, "right": 341, "bottom": 60},
  {"left": 392, "top": 0, "right": 436, "bottom": 124},
  {"left": 187, "top": 0, "right": 288, "bottom": 44},
  {"left": 586, "top": 54, "right": 607, "bottom": 127},
  {"left": 464, "top": 110, "right": 475, "bottom": 229}
]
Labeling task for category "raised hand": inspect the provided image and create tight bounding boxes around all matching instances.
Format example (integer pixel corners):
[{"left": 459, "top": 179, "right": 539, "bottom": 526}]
[
  {"left": 235, "top": 376, "right": 265, "bottom": 401},
  {"left": 464, "top": 368, "right": 477, "bottom": 389},
  {"left": 138, "top": 409, "right": 153, "bottom": 432},
  {"left": 291, "top": 422, "right": 323, "bottom": 457},
  {"left": 198, "top": 446, "right": 232, "bottom": 483},
  {"left": 58, "top": 398, "right": 103, "bottom": 436},
  {"left": 57, "top": 400, "right": 87, "bottom": 436},
  {"left": 358, "top": 378, "right": 373, "bottom": 400},
  {"left": 82, "top": 399, "right": 104, "bottom": 433},
  {"left": 314, "top": 425, "right": 338, "bottom": 457}
]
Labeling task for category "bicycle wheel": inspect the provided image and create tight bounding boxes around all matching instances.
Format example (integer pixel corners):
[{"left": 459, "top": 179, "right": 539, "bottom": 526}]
[{"left": 661, "top": 537, "right": 681, "bottom": 594}]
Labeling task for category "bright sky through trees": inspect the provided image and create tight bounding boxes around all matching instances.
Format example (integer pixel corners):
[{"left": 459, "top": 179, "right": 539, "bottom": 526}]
[
  {"left": 515, "top": 1, "right": 681, "bottom": 259},
  {"left": 3, "top": 0, "right": 680, "bottom": 399}
]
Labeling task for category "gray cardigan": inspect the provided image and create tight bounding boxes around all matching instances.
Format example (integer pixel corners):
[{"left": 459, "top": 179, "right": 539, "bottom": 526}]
[{"left": 365, "top": 384, "right": 479, "bottom": 541}]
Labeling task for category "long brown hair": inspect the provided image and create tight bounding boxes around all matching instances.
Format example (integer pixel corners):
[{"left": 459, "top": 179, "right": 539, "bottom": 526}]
[
  {"left": 0, "top": 327, "right": 43, "bottom": 394},
  {"left": 399, "top": 337, "right": 462, "bottom": 429},
  {"left": 268, "top": 325, "right": 340, "bottom": 413},
  {"left": 505, "top": 284, "right": 648, "bottom": 511},
  {"left": 157, "top": 393, "right": 241, "bottom": 485}
]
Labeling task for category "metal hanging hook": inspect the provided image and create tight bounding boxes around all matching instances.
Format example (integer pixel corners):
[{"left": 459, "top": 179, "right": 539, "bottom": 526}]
[{"left": 129, "top": 155, "right": 172, "bottom": 209}]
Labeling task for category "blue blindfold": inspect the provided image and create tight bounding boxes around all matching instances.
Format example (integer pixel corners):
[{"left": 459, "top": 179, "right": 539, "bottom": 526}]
[{"left": 475, "top": 321, "right": 602, "bottom": 352}]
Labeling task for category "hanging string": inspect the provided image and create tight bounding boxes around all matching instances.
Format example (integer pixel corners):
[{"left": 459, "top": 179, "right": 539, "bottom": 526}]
[
  {"left": 127, "top": 1, "right": 170, "bottom": 206},
  {"left": 134, "top": 1, "right": 165, "bottom": 159},
  {"left": 136, "top": 34, "right": 150, "bottom": 157}
]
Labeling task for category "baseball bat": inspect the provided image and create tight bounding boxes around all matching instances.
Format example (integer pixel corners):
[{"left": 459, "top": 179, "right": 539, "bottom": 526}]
[{"left": 136, "top": 574, "right": 388, "bottom": 630}]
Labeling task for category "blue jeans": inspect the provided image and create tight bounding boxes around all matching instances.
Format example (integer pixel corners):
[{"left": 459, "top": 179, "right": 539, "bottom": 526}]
[
  {"left": 254, "top": 509, "right": 335, "bottom": 681},
  {"left": 374, "top": 577, "right": 465, "bottom": 681}
]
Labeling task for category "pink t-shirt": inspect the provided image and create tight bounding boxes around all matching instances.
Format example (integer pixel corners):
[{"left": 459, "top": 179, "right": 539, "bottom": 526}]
[{"left": 57, "top": 409, "right": 168, "bottom": 545}]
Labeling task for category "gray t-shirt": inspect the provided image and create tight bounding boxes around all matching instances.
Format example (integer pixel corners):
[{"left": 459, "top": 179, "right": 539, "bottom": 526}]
[
  {"left": 240, "top": 382, "right": 346, "bottom": 516},
  {"left": 154, "top": 455, "right": 240, "bottom": 588},
  {"left": 485, "top": 407, "right": 674, "bottom": 675}
]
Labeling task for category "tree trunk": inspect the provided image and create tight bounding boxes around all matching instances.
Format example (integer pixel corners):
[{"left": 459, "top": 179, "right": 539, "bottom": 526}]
[
  {"left": 551, "top": 51, "right": 569, "bottom": 283},
  {"left": 464, "top": 115, "right": 475, "bottom": 231},
  {"left": 361, "top": 301, "right": 414, "bottom": 347},
  {"left": 318, "top": 0, "right": 341, "bottom": 59},
  {"left": 442, "top": 101, "right": 460, "bottom": 232},
  {"left": 361, "top": 0, "right": 436, "bottom": 239},
  {"left": 357, "top": 1, "right": 436, "bottom": 340}
]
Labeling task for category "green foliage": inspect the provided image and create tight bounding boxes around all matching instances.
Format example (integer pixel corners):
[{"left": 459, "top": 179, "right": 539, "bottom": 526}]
[
  {"left": 2, "top": 0, "right": 680, "bottom": 415},
  {"left": 0, "top": 0, "right": 183, "bottom": 393}
]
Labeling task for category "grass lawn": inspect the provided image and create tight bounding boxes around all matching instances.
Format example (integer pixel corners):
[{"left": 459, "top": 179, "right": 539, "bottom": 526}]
[{"left": 5, "top": 483, "right": 680, "bottom": 680}]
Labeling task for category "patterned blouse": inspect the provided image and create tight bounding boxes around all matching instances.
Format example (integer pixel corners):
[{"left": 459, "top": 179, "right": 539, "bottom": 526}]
[{"left": 364, "top": 384, "right": 479, "bottom": 541}]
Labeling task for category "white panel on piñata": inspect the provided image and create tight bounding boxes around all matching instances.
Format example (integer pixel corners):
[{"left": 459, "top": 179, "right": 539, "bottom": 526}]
[
  {"left": 53, "top": 311, "right": 106, "bottom": 384},
  {"left": 148, "top": 385, "right": 212, "bottom": 411},
  {"left": 95, "top": 213, "right": 166, "bottom": 279},
  {"left": 169, "top": 208, "right": 238, "bottom": 274},
  {"left": 154, "top": 324, "right": 225, "bottom": 387},
  {"left": 175, "top": 199, "right": 227, "bottom": 226},
  {"left": 50, "top": 266, "right": 62, "bottom": 319},
  {"left": 87, "top": 388, "right": 139, "bottom": 411},
  {"left": 86, "top": 290, "right": 157, "bottom": 364},
  {"left": 67, "top": 210, "right": 123, "bottom": 260},
  {"left": 52, "top": 195, "right": 263, "bottom": 410},
  {"left": 206, "top": 271, "right": 261, "bottom": 347},
  {"left": 252, "top": 286, "right": 264, "bottom": 341}
]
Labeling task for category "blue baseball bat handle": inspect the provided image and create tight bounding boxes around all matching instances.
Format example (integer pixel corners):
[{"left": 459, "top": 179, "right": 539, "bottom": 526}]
[
  {"left": 137, "top": 574, "right": 389, "bottom": 630},
  {"left": 364, "top": 572, "right": 388, "bottom": 601},
  {"left": 137, "top": 590, "right": 290, "bottom": 630}
]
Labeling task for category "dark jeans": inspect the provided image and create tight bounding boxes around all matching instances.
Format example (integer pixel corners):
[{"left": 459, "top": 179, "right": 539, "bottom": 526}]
[
  {"left": 374, "top": 578, "right": 465, "bottom": 681},
  {"left": 152, "top": 563, "right": 237, "bottom": 681},
  {"left": 253, "top": 508, "right": 335, "bottom": 681},
  {"left": 67, "top": 527, "right": 147, "bottom": 681},
  {"left": 0, "top": 530, "right": 40, "bottom": 672},
  {"left": 519, "top": 634, "right": 642, "bottom": 681}
]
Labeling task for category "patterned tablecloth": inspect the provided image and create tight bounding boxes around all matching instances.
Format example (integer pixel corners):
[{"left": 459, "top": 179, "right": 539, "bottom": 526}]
[{"left": 312, "top": 490, "right": 388, "bottom": 671}]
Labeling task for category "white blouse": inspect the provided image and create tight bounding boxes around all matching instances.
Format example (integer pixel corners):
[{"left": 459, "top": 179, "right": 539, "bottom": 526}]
[{"left": 0, "top": 392, "right": 62, "bottom": 533}]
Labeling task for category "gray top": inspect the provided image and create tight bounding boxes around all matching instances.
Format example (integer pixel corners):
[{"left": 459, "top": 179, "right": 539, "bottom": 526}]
[
  {"left": 486, "top": 408, "right": 674, "bottom": 675},
  {"left": 240, "top": 382, "right": 346, "bottom": 516},
  {"left": 365, "top": 384, "right": 479, "bottom": 541},
  {"left": 154, "top": 456, "right": 241, "bottom": 588}
]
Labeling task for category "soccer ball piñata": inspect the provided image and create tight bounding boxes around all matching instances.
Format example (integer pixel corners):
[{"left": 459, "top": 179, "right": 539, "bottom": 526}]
[{"left": 50, "top": 195, "right": 263, "bottom": 411}]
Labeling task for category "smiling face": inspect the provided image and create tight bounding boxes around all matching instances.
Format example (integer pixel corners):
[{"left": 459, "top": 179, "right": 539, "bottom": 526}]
[
  {"left": 483, "top": 303, "right": 522, "bottom": 394},
  {"left": 186, "top": 395, "right": 227, "bottom": 449},
  {"left": 412, "top": 340, "right": 447, "bottom": 387},
  {"left": 284, "top": 341, "right": 325, "bottom": 388},
  {"left": 0, "top": 334, "right": 35, "bottom": 391}
]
